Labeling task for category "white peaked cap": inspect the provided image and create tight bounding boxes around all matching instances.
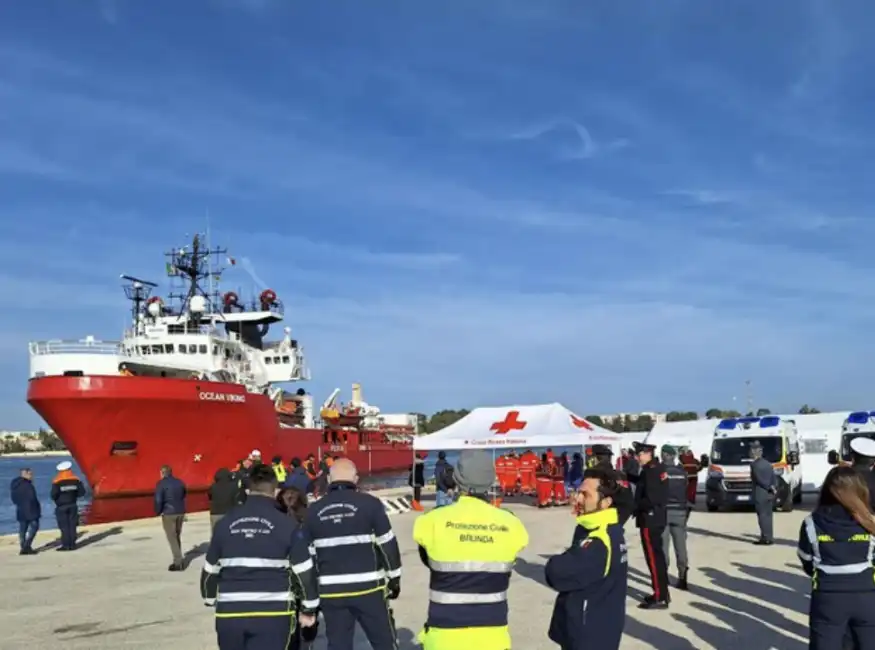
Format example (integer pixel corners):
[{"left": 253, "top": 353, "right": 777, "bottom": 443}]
[
  {"left": 851, "top": 437, "right": 875, "bottom": 458},
  {"left": 250, "top": 449, "right": 262, "bottom": 457},
  {"left": 56, "top": 461, "right": 73, "bottom": 471}
]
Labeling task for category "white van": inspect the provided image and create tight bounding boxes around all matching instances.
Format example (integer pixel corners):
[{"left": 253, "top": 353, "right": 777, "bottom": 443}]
[
  {"left": 705, "top": 415, "right": 803, "bottom": 512},
  {"left": 827, "top": 411, "right": 875, "bottom": 465}
]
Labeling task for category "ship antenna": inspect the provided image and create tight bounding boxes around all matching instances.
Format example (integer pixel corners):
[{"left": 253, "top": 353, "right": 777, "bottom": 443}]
[
  {"left": 165, "top": 232, "right": 227, "bottom": 321},
  {"left": 120, "top": 274, "right": 158, "bottom": 326}
]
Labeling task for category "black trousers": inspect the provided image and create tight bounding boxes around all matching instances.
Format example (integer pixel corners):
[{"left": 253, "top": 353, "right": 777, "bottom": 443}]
[
  {"left": 322, "top": 591, "right": 397, "bottom": 650},
  {"left": 216, "top": 615, "right": 293, "bottom": 650},
  {"left": 55, "top": 505, "right": 79, "bottom": 549},
  {"left": 640, "top": 525, "right": 670, "bottom": 602},
  {"left": 413, "top": 485, "right": 422, "bottom": 502},
  {"left": 810, "top": 591, "right": 875, "bottom": 650}
]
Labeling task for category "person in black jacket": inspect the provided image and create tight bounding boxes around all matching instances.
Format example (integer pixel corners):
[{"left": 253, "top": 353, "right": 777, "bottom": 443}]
[
  {"left": 408, "top": 453, "right": 426, "bottom": 510},
  {"left": 797, "top": 466, "right": 875, "bottom": 650},
  {"left": 208, "top": 468, "right": 240, "bottom": 532},
  {"left": 434, "top": 451, "right": 456, "bottom": 508},
  {"left": 154, "top": 465, "right": 187, "bottom": 571},
  {"left": 10, "top": 467, "right": 41, "bottom": 555},
  {"left": 590, "top": 445, "right": 634, "bottom": 526},
  {"left": 629, "top": 441, "right": 670, "bottom": 609},
  {"left": 50, "top": 461, "right": 85, "bottom": 551},
  {"left": 304, "top": 458, "right": 402, "bottom": 650},
  {"left": 202, "top": 464, "right": 319, "bottom": 650},
  {"left": 277, "top": 487, "right": 319, "bottom": 650}
]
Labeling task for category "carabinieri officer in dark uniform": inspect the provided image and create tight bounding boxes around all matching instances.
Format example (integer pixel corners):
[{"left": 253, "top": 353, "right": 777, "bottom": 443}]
[
  {"left": 304, "top": 457, "right": 402, "bottom": 650},
  {"left": 201, "top": 464, "right": 320, "bottom": 650},
  {"left": 798, "top": 465, "right": 875, "bottom": 650},
  {"left": 628, "top": 441, "right": 670, "bottom": 609}
]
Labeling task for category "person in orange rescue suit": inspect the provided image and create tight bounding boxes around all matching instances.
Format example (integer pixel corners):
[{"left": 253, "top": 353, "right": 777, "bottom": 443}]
[
  {"left": 413, "top": 449, "right": 529, "bottom": 650},
  {"left": 679, "top": 450, "right": 708, "bottom": 505},
  {"left": 506, "top": 452, "right": 521, "bottom": 493},
  {"left": 628, "top": 441, "right": 670, "bottom": 609},
  {"left": 519, "top": 450, "right": 538, "bottom": 494},
  {"left": 550, "top": 455, "right": 569, "bottom": 506},
  {"left": 50, "top": 461, "right": 86, "bottom": 551}
]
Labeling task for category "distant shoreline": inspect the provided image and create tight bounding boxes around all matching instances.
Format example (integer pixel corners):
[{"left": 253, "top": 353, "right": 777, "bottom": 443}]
[{"left": 0, "top": 451, "right": 71, "bottom": 458}]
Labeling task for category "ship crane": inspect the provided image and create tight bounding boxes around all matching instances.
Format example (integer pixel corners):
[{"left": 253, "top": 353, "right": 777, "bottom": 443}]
[{"left": 320, "top": 383, "right": 380, "bottom": 429}]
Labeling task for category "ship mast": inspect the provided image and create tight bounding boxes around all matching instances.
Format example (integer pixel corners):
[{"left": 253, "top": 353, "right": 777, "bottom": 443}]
[{"left": 165, "top": 233, "right": 227, "bottom": 318}]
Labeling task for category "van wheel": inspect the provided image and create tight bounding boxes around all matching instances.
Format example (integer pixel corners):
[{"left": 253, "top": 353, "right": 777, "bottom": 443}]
[
  {"left": 781, "top": 497, "right": 794, "bottom": 513},
  {"left": 706, "top": 503, "right": 718, "bottom": 513}
]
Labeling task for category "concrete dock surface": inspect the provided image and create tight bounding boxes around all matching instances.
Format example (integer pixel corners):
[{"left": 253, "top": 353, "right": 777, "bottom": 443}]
[{"left": 0, "top": 501, "right": 811, "bottom": 649}]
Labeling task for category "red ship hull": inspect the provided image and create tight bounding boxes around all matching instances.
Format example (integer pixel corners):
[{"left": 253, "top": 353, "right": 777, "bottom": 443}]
[{"left": 27, "top": 376, "right": 414, "bottom": 499}]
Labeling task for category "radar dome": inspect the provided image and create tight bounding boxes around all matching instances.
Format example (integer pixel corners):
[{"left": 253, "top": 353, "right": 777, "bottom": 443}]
[
  {"left": 147, "top": 301, "right": 162, "bottom": 317},
  {"left": 189, "top": 295, "right": 207, "bottom": 313}
]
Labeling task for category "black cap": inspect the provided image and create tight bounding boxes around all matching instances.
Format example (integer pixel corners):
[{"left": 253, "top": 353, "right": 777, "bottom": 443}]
[
  {"left": 633, "top": 441, "right": 657, "bottom": 453},
  {"left": 591, "top": 444, "right": 613, "bottom": 456}
]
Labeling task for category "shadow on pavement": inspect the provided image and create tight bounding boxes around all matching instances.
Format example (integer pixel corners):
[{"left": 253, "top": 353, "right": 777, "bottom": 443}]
[
  {"left": 77, "top": 526, "right": 123, "bottom": 549},
  {"left": 36, "top": 526, "right": 123, "bottom": 551},
  {"left": 698, "top": 566, "right": 808, "bottom": 628},
  {"left": 396, "top": 628, "right": 418, "bottom": 650},
  {"left": 731, "top": 562, "right": 810, "bottom": 594},
  {"left": 628, "top": 564, "right": 808, "bottom": 641},
  {"left": 626, "top": 582, "right": 651, "bottom": 603},
  {"left": 624, "top": 616, "right": 698, "bottom": 649},
  {"left": 687, "top": 526, "right": 796, "bottom": 548},
  {"left": 183, "top": 542, "right": 210, "bottom": 568},
  {"left": 675, "top": 601, "right": 805, "bottom": 649}
]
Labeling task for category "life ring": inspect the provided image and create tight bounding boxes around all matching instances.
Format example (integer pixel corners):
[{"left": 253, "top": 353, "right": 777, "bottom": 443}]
[
  {"left": 147, "top": 296, "right": 163, "bottom": 305},
  {"left": 260, "top": 289, "right": 277, "bottom": 305},
  {"left": 223, "top": 291, "right": 238, "bottom": 306}
]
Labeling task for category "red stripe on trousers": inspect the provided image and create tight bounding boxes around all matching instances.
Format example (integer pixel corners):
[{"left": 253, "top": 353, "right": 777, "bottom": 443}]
[{"left": 641, "top": 528, "right": 661, "bottom": 601}]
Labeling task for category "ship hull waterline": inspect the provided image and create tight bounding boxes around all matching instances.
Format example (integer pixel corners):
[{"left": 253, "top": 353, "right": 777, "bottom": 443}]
[{"left": 27, "top": 376, "right": 415, "bottom": 500}]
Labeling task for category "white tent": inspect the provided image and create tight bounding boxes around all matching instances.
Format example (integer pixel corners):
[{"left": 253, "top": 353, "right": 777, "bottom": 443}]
[{"left": 413, "top": 402, "right": 623, "bottom": 452}]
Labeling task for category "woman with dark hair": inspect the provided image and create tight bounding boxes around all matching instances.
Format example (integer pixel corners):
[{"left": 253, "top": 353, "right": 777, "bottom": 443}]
[
  {"left": 798, "top": 466, "right": 875, "bottom": 650},
  {"left": 277, "top": 487, "right": 319, "bottom": 649}
]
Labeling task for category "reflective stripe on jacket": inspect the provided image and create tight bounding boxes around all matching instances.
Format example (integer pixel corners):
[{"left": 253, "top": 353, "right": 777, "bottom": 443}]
[{"left": 797, "top": 505, "right": 875, "bottom": 592}]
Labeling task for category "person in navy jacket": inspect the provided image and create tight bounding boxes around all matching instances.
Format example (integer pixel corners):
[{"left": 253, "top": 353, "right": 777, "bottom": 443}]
[
  {"left": 546, "top": 466, "right": 628, "bottom": 650},
  {"left": 202, "top": 463, "right": 319, "bottom": 650},
  {"left": 797, "top": 465, "right": 875, "bottom": 650},
  {"left": 304, "top": 458, "right": 402, "bottom": 650},
  {"left": 10, "top": 467, "right": 41, "bottom": 555},
  {"left": 154, "top": 465, "right": 187, "bottom": 571}
]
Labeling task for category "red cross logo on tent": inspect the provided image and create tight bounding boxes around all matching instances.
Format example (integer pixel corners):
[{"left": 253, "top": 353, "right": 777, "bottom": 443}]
[
  {"left": 490, "top": 411, "right": 527, "bottom": 435},
  {"left": 570, "top": 414, "right": 593, "bottom": 430}
]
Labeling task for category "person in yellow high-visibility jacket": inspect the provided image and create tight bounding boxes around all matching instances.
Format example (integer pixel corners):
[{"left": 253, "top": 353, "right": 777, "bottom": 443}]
[
  {"left": 413, "top": 449, "right": 529, "bottom": 650},
  {"left": 270, "top": 455, "right": 287, "bottom": 484}
]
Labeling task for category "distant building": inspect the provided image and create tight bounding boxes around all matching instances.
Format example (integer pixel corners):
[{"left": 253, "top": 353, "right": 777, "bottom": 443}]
[{"left": 598, "top": 412, "right": 667, "bottom": 425}]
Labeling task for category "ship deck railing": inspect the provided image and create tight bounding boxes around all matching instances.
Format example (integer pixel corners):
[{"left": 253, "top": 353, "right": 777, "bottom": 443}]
[{"left": 29, "top": 339, "right": 122, "bottom": 355}]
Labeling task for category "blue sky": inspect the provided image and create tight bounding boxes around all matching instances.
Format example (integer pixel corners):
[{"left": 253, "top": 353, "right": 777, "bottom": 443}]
[{"left": 2, "top": 0, "right": 874, "bottom": 428}]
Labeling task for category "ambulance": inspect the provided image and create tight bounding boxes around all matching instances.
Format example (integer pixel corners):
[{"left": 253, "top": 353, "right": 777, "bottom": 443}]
[
  {"left": 705, "top": 415, "right": 803, "bottom": 512},
  {"left": 827, "top": 411, "right": 875, "bottom": 466}
]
